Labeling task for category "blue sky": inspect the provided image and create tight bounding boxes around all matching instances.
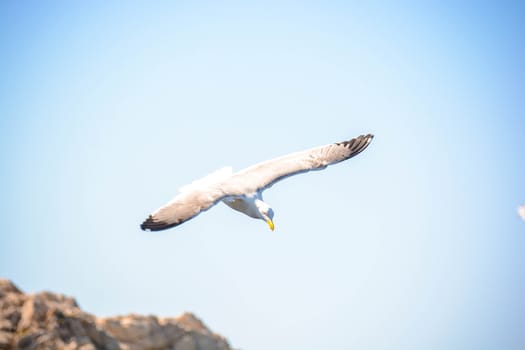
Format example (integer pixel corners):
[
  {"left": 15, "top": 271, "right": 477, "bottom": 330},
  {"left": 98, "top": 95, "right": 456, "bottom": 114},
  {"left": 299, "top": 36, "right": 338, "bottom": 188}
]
[{"left": 1, "top": 1, "right": 524, "bottom": 349}]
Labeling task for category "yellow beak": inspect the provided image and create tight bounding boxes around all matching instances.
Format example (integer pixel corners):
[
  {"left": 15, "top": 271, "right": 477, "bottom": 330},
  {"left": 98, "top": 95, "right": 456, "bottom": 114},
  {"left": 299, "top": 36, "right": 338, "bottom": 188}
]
[{"left": 266, "top": 219, "right": 275, "bottom": 231}]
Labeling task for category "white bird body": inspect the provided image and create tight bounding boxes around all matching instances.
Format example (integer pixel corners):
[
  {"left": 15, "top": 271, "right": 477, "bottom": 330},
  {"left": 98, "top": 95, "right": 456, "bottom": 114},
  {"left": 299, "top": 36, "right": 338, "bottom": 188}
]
[
  {"left": 141, "top": 134, "right": 374, "bottom": 231},
  {"left": 222, "top": 193, "right": 266, "bottom": 219}
]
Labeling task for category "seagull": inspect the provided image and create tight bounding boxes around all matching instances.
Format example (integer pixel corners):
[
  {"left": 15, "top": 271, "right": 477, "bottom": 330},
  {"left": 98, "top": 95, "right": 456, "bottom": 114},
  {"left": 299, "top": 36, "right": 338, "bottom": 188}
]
[
  {"left": 141, "top": 134, "right": 374, "bottom": 231},
  {"left": 518, "top": 205, "right": 525, "bottom": 221}
]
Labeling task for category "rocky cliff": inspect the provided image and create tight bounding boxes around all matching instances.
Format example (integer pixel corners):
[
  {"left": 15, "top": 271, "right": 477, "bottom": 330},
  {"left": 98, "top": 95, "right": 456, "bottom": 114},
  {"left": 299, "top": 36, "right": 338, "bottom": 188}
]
[{"left": 0, "top": 279, "right": 232, "bottom": 350}]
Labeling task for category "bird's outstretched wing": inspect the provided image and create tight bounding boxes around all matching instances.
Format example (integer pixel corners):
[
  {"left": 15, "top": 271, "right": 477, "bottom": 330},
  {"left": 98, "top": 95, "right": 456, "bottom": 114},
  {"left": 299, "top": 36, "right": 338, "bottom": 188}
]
[
  {"left": 141, "top": 168, "right": 233, "bottom": 231},
  {"left": 141, "top": 188, "right": 227, "bottom": 231},
  {"left": 222, "top": 133, "right": 374, "bottom": 195}
]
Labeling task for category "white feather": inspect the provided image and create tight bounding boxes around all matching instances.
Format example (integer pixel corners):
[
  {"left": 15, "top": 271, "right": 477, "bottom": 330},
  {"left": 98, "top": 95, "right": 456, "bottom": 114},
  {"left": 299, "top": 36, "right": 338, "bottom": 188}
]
[{"left": 178, "top": 166, "right": 233, "bottom": 193}]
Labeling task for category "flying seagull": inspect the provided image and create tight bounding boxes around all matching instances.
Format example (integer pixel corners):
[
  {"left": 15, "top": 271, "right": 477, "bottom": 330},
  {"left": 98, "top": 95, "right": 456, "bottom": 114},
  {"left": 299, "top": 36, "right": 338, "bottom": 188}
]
[
  {"left": 518, "top": 205, "right": 525, "bottom": 221},
  {"left": 141, "top": 133, "right": 374, "bottom": 231}
]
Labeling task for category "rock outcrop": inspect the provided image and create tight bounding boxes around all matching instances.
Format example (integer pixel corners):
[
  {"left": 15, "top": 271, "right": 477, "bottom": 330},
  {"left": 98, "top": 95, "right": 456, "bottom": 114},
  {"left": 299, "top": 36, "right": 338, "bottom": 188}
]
[{"left": 0, "top": 279, "right": 232, "bottom": 350}]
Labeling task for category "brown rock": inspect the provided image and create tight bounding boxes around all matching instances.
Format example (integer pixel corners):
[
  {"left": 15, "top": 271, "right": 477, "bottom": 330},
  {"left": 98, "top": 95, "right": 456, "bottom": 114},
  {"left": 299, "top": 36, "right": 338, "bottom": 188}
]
[
  {"left": 0, "top": 330, "right": 13, "bottom": 350},
  {"left": 175, "top": 313, "right": 209, "bottom": 334},
  {"left": 0, "top": 278, "right": 233, "bottom": 350},
  {"left": 98, "top": 314, "right": 181, "bottom": 349},
  {"left": 0, "top": 280, "right": 22, "bottom": 297},
  {"left": 173, "top": 335, "right": 196, "bottom": 350}
]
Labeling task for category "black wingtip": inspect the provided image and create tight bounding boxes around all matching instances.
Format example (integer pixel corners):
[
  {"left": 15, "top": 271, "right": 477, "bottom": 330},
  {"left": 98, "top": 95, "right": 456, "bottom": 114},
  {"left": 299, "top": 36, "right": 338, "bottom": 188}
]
[
  {"left": 360, "top": 133, "right": 374, "bottom": 142},
  {"left": 364, "top": 134, "right": 374, "bottom": 147},
  {"left": 140, "top": 215, "right": 168, "bottom": 232},
  {"left": 337, "top": 133, "right": 374, "bottom": 157},
  {"left": 141, "top": 215, "right": 183, "bottom": 232},
  {"left": 140, "top": 215, "right": 154, "bottom": 231},
  {"left": 352, "top": 133, "right": 374, "bottom": 155}
]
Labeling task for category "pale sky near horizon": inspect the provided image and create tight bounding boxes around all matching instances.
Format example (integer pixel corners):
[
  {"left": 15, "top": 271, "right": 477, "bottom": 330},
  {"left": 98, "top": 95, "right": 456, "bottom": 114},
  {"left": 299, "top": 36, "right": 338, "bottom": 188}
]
[{"left": 1, "top": 1, "right": 524, "bottom": 350}]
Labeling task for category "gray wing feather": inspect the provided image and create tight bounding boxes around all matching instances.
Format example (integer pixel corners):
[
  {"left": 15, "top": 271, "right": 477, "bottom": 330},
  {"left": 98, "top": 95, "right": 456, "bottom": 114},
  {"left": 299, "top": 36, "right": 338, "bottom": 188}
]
[
  {"left": 222, "top": 134, "right": 374, "bottom": 195},
  {"left": 141, "top": 188, "right": 226, "bottom": 231}
]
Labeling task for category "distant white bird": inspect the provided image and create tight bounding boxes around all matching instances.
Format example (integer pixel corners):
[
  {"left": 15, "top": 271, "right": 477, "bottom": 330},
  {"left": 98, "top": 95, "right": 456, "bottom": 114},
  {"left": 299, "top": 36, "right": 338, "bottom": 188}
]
[
  {"left": 141, "top": 134, "right": 374, "bottom": 231},
  {"left": 518, "top": 205, "right": 525, "bottom": 221}
]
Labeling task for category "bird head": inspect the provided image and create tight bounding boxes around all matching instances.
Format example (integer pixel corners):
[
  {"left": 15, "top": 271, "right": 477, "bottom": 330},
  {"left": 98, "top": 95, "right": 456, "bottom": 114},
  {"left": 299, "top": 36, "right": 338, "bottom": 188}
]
[
  {"left": 256, "top": 200, "right": 275, "bottom": 231},
  {"left": 263, "top": 208, "right": 275, "bottom": 231}
]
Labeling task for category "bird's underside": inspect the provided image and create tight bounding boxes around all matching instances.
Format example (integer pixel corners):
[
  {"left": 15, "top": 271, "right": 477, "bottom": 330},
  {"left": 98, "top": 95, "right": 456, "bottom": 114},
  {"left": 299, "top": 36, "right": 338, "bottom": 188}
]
[
  {"left": 222, "top": 195, "right": 261, "bottom": 219},
  {"left": 141, "top": 133, "right": 374, "bottom": 231}
]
